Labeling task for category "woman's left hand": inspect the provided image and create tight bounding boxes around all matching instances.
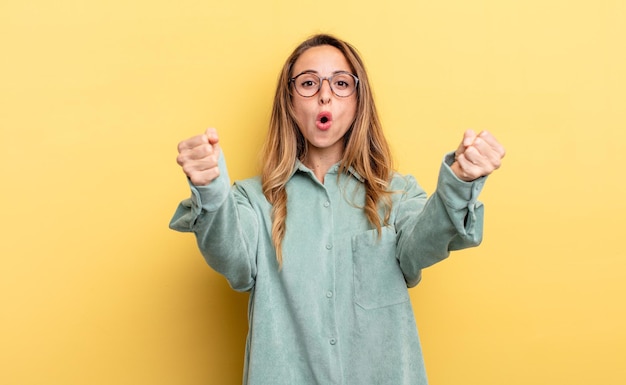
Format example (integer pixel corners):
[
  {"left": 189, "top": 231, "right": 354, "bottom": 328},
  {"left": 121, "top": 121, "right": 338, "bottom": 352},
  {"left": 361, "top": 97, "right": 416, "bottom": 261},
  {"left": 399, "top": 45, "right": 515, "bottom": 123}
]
[{"left": 450, "top": 130, "right": 506, "bottom": 181}]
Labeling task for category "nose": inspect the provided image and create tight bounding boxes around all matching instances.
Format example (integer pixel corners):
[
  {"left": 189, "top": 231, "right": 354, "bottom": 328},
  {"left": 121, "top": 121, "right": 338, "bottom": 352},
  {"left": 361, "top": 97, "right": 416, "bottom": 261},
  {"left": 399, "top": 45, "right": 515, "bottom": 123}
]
[{"left": 318, "top": 78, "right": 332, "bottom": 104}]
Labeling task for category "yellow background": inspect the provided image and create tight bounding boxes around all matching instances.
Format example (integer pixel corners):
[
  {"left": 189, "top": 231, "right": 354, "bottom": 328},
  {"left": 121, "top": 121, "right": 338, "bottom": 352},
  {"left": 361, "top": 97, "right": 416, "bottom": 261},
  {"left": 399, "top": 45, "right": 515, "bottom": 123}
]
[{"left": 1, "top": 0, "right": 625, "bottom": 384}]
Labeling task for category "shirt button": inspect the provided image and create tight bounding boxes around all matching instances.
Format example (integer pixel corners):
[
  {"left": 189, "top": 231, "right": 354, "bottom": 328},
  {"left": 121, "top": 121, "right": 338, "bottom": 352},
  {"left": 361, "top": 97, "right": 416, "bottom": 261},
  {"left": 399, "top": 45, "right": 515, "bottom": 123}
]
[
  {"left": 323, "top": 201, "right": 330, "bottom": 208},
  {"left": 326, "top": 291, "right": 333, "bottom": 298},
  {"left": 329, "top": 338, "right": 337, "bottom": 345},
  {"left": 325, "top": 244, "right": 332, "bottom": 250}
]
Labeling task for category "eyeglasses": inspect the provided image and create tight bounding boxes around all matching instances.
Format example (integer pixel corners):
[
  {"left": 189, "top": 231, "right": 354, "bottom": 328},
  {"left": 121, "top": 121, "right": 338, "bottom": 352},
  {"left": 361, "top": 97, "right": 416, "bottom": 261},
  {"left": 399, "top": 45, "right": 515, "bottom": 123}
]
[{"left": 289, "top": 71, "right": 359, "bottom": 98}]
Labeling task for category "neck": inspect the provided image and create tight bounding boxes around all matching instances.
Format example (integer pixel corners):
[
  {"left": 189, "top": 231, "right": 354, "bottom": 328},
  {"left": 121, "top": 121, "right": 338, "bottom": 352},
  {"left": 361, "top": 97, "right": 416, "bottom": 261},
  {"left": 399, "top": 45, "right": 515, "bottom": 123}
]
[{"left": 302, "top": 150, "right": 342, "bottom": 183}]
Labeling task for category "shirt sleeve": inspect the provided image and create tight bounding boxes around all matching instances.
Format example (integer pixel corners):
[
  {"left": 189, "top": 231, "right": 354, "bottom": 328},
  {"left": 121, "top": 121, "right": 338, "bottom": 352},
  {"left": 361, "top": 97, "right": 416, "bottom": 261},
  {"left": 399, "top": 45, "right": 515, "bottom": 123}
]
[
  {"left": 395, "top": 152, "right": 486, "bottom": 287},
  {"left": 169, "top": 152, "right": 258, "bottom": 292}
]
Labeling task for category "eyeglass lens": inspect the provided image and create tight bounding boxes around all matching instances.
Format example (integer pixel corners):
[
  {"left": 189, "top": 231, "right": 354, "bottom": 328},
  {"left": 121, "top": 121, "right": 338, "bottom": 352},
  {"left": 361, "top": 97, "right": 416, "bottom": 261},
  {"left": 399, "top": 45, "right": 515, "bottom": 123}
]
[{"left": 292, "top": 73, "right": 357, "bottom": 97}]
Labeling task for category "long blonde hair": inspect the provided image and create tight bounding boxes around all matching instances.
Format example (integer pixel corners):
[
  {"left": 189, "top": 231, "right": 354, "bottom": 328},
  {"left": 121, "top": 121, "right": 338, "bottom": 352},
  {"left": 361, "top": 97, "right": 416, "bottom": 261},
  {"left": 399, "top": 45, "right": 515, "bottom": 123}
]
[{"left": 261, "top": 34, "right": 394, "bottom": 266}]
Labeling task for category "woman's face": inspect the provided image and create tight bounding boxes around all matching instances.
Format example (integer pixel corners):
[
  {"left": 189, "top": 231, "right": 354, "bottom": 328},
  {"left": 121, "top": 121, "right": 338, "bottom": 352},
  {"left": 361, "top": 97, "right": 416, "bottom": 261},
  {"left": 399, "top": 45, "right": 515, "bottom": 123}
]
[{"left": 291, "top": 45, "right": 357, "bottom": 164}]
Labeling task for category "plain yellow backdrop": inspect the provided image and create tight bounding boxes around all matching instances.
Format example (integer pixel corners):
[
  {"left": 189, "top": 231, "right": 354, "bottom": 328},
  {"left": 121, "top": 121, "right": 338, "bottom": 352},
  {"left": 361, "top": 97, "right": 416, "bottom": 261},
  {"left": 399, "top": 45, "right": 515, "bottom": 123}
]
[{"left": 1, "top": 0, "right": 625, "bottom": 384}]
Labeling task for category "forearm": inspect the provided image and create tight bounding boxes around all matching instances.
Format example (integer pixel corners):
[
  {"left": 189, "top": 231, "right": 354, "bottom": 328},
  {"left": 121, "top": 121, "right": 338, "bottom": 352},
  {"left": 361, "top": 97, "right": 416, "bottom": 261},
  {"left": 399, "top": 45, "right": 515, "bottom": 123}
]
[
  {"left": 397, "top": 153, "right": 486, "bottom": 286},
  {"left": 169, "top": 152, "right": 257, "bottom": 291}
]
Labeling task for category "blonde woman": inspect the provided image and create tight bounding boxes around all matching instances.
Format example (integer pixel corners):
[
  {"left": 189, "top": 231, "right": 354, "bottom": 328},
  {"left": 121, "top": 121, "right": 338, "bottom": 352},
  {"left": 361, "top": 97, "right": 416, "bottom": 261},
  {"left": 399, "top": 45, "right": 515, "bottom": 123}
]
[{"left": 170, "top": 34, "right": 505, "bottom": 385}]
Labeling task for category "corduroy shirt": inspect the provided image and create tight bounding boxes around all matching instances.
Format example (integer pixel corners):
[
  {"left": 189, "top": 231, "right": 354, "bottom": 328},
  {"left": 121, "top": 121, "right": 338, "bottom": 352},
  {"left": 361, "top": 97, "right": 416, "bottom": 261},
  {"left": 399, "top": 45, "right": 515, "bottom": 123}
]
[{"left": 169, "top": 151, "right": 486, "bottom": 385}]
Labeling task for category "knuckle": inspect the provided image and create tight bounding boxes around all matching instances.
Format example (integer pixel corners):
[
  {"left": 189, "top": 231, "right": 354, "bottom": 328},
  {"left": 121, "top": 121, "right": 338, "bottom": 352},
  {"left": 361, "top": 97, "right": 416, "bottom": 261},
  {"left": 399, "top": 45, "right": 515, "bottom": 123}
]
[
  {"left": 197, "top": 144, "right": 212, "bottom": 158},
  {"left": 182, "top": 164, "right": 195, "bottom": 176},
  {"left": 202, "top": 142, "right": 212, "bottom": 151}
]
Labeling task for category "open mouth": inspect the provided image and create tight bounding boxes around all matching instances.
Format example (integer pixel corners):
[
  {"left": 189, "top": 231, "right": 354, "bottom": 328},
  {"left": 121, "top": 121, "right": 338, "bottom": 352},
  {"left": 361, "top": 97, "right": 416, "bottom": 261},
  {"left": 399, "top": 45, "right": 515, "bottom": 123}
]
[{"left": 316, "top": 112, "right": 333, "bottom": 130}]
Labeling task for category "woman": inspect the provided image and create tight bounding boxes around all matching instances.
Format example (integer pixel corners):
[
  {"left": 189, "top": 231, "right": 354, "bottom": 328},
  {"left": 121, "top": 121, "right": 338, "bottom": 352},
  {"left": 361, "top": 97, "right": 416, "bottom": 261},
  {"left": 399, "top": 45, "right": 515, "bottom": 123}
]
[{"left": 170, "top": 34, "right": 505, "bottom": 385}]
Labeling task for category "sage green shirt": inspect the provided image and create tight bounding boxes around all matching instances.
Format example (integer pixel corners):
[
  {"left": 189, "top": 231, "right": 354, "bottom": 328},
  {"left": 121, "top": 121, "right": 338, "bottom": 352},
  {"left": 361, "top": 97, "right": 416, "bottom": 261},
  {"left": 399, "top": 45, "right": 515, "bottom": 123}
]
[{"left": 170, "top": 151, "right": 486, "bottom": 385}]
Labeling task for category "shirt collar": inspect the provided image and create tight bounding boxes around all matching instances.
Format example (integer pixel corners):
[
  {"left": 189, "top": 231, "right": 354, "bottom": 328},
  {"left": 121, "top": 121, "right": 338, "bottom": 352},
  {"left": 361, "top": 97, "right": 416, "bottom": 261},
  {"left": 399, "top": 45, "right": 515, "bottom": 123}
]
[{"left": 292, "top": 159, "right": 365, "bottom": 183}]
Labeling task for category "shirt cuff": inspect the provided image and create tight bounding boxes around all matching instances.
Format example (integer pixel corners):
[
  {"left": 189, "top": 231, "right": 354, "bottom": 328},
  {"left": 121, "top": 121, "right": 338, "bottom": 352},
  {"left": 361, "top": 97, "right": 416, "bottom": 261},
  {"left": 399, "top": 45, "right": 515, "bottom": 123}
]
[
  {"left": 436, "top": 151, "right": 486, "bottom": 210},
  {"left": 188, "top": 151, "right": 231, "bottom": 213}
]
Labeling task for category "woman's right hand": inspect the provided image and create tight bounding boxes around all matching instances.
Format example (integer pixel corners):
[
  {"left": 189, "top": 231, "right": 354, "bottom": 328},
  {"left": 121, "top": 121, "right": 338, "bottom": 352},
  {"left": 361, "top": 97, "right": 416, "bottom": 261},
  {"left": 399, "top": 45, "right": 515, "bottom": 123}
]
[{"left": 176, "top": 128, "right": 221, "bottom": 186}]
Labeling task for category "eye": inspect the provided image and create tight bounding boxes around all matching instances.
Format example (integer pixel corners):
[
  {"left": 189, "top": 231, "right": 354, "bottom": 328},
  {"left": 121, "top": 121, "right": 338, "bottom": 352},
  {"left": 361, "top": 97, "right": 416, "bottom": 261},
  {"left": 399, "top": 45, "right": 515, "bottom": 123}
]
[
  {"left": 334, "top": 80, "right": 349, "bottom": 89},
  {"left": 297, "top": 74, "right": 319, "bottom": 89},
  {"left": 333, "top": 74, "right": 354, "bottom": 90}
]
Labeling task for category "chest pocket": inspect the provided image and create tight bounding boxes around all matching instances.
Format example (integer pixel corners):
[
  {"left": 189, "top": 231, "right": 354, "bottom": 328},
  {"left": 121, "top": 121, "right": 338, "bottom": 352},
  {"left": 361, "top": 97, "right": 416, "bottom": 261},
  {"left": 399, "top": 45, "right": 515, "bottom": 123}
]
[{"left": 351, "top": 226, "right": 410, "bottom": 310}]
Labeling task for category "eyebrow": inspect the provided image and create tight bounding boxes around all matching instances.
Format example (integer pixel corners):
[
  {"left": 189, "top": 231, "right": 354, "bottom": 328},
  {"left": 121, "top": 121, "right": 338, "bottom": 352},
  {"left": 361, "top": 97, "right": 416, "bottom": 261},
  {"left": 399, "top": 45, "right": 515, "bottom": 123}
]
[{"left": 293, "top": 69, "right": 352, "bottom": 76}]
